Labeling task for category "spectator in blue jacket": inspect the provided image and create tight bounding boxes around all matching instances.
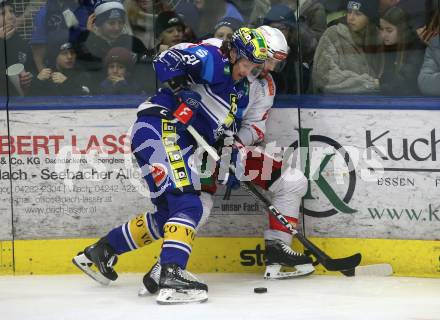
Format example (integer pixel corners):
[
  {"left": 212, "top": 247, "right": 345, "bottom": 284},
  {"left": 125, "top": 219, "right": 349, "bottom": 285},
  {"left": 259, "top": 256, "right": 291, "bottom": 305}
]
[
  {"left": 76, "top": 0, "right": 146, "bottom": 86},
  {"left": 30, "top": 0, "right": 94, "bottom": 71}
]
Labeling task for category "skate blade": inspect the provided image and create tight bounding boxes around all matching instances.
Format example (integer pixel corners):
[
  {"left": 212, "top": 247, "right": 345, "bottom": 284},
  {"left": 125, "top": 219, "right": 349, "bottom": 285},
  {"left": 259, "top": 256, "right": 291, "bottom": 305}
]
[
  {"left": 156, "top": 288, "right": 208, "bottom": 305},
  {"left": 72, "top": 253, "right": 111, "bottom": 286},
  {"left": 264, "top": 263, "right": 315, "bottom": 280}
]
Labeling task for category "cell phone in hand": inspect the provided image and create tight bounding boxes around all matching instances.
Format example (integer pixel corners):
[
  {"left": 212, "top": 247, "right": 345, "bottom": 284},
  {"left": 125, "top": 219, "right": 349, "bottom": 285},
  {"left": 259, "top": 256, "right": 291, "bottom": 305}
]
[{"left": 63, "top": 9, "right": 79, "bottom": 28}]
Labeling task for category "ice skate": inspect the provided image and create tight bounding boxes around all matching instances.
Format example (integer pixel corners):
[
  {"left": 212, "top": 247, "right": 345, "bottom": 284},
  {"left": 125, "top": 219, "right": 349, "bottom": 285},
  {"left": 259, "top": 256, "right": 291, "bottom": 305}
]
[
  {"left": 138, "top": 261, "right": 161, "bottom": 296},
  {"left": 264, "top": 239, "right": 315, "bottom": 279},
  {"left": 72, "top": 237, "right": 118, "bottom": 285},
  {"left": 156, "top": 264, "right": 208, "bottom": 304}
]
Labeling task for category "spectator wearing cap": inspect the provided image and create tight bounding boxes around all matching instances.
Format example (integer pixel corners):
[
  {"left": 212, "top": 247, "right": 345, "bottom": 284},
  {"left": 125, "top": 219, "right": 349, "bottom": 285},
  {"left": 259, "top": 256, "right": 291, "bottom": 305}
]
[
  {"left": 194, "top": 1, "right": 242, "bottom": 39},
  {"left": 323, "top": 0, "right": 349, "bottom": 27},
  {"left": 76, "top": 1, "right": 147, "bottom": 86},
  {"left": 213, "top": 17, "right": 242, "bottom": 41},
  {"left": 30, "top": 0, "right": 94, "bottom": 71},
  {"left": 263, "top": 5, "right": 296, "bottom": 38},
  {"left": 265, "top": 2, "right": 325, "bottom": 63},
  {"left": 312, "top": 0, "right": 383, "bottom": 94},
  {"left": 155, "top": 11, "right": 185, "bottom": 53},
  {"left": 285, "top": 0, "right": 326, "bottom": 54},
  {"left": 262, "top": 4, "right": 312, "bottom": 93},
  {"left": 99, "top": 47, "right": 141, "bottom": 94},
  {"left": 30, "top": 38, "right": 92, "bottom": 96},
  {"left": 1, "top": 0, "right": 35, "bottom": 96},
  {"left": 130, "top": 10, "right": 186, "bottom": 94}
]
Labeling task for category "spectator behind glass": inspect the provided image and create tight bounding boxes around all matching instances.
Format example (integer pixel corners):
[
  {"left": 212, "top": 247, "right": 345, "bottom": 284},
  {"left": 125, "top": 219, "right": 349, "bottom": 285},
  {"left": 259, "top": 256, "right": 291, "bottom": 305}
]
[
  {"left": 30, "top": 38, "right": 92, "bottom": 96},
  {"left": 380, "top": 0, "right": 430, "bottom": 44},
  {"left": 76, "top": 0, "right": 147, "bottom": 84},
  {"left": 418, "top": 35, "right": 440, "bottom": 95},
  {"left": 397, "top": 1, "right": 428, "bottom": 39},
  {"left": 136, "top": 10, "right": 185, "bottom": 93},
  {"left": 420, "top": 1, "right": 439, "bottom": 44},
  {"left": 227, "top": 0, "right": 270, "bottom": 25},
  {"left": 322, "top": 0, "right": 349, "bottom": 27},
  {"left": 378, "top": 6, "right": 425, "bottom": 95},
  {"left": 195, "top": 1, "right": 242, "bottom": 39},
  {"left": 124, "top": 0, "right": 165, "bottom": 49},
  {"left": 212, "top": 17, "right": 242, "bottom": 41},
  {"left": 30, "top": 0, "right": 94, "bottom": 72},
  {"left": 283, "top": 0, "right": 327, "bottom": 53},
  {"left": 155, "top": 10, "right": 184, "bottom": 53},
  {"left": 380, "top": 0, "right": 399, "bottom": 13},
  {"left": 312, "top": 0, "right": 382, "bottom": 94},
  {"left": 99, "top": 47, "right": 140, "bottom": 94},
  {"left": 175, "top": 2, "right": 200, "bottom": 42},
  {"left": 0, "top": 0, "right": 34, "bottom": 96},
  {"left": 262, "top": 5, "right": 310, "bottom": 93}
]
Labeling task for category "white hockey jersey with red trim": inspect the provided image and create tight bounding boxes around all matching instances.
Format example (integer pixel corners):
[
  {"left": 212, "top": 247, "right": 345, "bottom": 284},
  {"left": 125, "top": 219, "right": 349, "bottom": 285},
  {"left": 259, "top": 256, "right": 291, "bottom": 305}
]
[{"left": 236, "top": 73, "right": 276, "bottom": 146}]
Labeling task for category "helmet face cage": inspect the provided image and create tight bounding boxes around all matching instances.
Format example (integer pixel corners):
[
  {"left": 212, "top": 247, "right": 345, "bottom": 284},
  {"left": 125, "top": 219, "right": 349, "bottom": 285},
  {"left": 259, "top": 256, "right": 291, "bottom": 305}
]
[{"left": 231, "top": 27, "right": 268, "bottom": 64}]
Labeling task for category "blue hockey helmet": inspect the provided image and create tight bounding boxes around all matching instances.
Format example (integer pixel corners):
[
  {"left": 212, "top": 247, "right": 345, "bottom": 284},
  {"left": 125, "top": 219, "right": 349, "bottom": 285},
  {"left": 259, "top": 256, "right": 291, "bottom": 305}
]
[{"left": 230, "top": 27, "right": 268, "bottom": 64}]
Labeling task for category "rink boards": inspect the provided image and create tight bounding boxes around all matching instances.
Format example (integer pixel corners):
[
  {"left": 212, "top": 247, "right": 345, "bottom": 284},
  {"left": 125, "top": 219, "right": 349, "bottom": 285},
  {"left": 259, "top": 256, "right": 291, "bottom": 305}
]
[
  {"left": 0, "top": 96, "right": 439, "bottom": 277},
  {"left": 0, "top": 237, "right": 439, "bottom": 277}
]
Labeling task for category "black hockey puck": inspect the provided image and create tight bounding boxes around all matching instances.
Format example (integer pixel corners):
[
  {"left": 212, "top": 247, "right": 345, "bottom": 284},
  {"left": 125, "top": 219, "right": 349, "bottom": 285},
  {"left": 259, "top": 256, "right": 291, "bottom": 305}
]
[{"left": 254, "top": 287, "right": 267, "bottom": 294}]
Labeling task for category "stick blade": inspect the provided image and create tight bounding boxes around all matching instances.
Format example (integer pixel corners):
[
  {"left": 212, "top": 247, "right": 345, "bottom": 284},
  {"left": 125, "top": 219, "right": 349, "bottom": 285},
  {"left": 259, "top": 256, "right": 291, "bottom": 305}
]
[
  {"left": 353, "top": 264, "right": 393, "bottom": 276},
  {"left": 322, "top": 253, "right": 362, "bottom": 271}
]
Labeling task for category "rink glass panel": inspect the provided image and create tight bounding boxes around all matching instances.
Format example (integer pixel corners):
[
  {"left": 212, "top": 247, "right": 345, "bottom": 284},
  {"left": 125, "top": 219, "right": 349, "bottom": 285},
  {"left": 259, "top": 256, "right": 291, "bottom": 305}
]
[
  {"left": 1, "top": 1, "right": 440, "bottom": 277},
  {"left": 0, "top": 106, "right": 12, "bottom": 239},
  {"left": 1, "top": 33, "right": 13, "bottom": 274}
]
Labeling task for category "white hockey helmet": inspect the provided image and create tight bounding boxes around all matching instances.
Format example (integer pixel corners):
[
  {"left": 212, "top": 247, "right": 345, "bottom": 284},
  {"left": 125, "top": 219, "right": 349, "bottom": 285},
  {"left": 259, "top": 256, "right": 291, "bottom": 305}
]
[{"left": 256, "top": 25, "right": 289, "bottom": 61}]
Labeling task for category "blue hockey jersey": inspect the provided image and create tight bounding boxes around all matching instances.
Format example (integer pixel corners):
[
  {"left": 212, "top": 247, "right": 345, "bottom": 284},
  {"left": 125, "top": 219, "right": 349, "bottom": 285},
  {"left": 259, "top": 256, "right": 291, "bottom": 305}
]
[{"left": 147, "top": 38, "right": 250, "bottom": 145}]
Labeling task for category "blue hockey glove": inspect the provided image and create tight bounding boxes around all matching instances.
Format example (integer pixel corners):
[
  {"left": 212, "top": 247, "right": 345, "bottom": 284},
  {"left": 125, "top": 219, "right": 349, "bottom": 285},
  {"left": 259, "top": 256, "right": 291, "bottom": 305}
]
[{"left": 172, "top": 90, "right": 202, "bottom": 132}]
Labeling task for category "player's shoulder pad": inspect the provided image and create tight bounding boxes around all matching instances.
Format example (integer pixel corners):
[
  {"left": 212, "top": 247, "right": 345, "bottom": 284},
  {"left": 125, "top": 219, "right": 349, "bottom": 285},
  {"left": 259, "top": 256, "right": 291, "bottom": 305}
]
[
  {"left": 183, "top": 40, "right": 224, "bottom": 61},
  {"left": 182, "top": 39, "right": 228, "bottom": 83},
  {"left": 201, "top": 38, "right": 223, "bottom": 48}
]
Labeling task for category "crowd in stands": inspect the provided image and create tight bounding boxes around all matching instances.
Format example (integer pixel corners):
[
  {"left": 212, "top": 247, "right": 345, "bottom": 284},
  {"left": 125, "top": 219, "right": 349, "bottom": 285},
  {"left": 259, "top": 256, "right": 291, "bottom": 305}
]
[{"left": 1, "top": 0, "right": 440, "bottom": 97}]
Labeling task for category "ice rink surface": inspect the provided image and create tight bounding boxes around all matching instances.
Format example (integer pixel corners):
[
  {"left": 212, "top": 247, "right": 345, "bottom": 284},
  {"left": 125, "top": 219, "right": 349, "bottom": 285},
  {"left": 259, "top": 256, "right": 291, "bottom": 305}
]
[{"left": 0, "top": 273, "right": 439, "bottom": 320}]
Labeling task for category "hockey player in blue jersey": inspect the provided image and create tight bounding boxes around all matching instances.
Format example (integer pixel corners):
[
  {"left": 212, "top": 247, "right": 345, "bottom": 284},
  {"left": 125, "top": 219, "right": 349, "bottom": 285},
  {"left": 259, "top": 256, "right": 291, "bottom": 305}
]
[{"left": 72, "top": 27, "right": 268, "bottom": 304}]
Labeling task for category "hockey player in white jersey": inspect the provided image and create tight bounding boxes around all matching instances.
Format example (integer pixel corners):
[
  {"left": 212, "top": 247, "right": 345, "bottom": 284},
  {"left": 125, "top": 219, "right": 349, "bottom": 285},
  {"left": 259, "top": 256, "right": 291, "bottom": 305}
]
[
  {"left": 139, "top": 26, "right": 314, "bottom": 296},
  {"left": 237, "top": 25, "right": 315, "bottom": 280},
  {"left": 195, "top": 25, "right": 315, "bottom": 280}
]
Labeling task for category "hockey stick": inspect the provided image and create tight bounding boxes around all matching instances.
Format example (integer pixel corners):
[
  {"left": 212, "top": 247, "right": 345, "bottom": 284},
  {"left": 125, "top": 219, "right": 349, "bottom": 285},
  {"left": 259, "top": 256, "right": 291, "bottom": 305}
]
[
  {"left": 240, "top": 179, "right": 392, "bottom": 275},
  {"left": 240, "top": 181, "right": 361, "bottom": 272},
  {"left": 186, "top": 125, "right": 361, "bottom": 273}
]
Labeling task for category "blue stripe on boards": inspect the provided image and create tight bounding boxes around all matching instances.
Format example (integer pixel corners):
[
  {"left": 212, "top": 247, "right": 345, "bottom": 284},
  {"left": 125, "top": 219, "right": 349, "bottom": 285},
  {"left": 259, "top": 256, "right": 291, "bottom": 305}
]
[{"left": 2, "top": 95, "right": 440, "bottom": 111}]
